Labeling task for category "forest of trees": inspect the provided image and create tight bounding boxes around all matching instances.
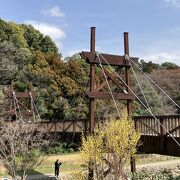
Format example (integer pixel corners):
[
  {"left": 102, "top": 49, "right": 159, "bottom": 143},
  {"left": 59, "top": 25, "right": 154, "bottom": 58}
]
[{"left": 0, "top": 18, "right": 179, "bottom": 121}]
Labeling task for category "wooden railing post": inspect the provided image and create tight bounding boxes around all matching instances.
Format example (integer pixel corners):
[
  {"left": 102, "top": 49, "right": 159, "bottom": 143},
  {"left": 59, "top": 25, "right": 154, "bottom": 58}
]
[{"left": 160, "top": 117, "right": 165, "bottom": 154}]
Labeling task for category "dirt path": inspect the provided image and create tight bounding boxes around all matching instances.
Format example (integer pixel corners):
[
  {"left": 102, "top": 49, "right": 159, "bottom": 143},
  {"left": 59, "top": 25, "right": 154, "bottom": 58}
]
[
  {"left": 137, "top": 159, "right": 180, "bottom": 170},
  {"left": 26, "top": 173, "right": 68, "bottom": 180}
]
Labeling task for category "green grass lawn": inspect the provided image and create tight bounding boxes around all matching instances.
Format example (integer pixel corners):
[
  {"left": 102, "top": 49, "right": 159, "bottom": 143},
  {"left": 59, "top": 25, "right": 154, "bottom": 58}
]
[
  {"left": 0, "top": 153, "right": 179, "bottom": 177},
  {"left": 0, "top": 153, "right": 82, "bottom": 177}
]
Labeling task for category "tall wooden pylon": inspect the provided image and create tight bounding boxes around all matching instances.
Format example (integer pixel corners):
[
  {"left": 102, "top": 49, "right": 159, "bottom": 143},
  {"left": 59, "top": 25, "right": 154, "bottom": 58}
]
[
  {"left": 124, "top": 32, "right": 136, "bottom": 172},
  {"left": 89, "top": 27, "right": 96, "bottom": 133},
  {"left": 80, "top": 27, "right": 138, "bottom": 174}
]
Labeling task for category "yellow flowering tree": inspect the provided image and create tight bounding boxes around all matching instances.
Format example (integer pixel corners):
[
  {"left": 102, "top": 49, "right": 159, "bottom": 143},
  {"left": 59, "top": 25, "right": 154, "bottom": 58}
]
[{"left": 80, "top": 115, "right": 140, "bottom": 180}]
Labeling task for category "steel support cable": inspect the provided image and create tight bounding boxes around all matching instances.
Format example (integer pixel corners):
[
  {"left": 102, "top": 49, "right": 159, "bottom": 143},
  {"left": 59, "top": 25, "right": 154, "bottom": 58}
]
[
  {"left": 128, "top": 56, "right": 152, "bottom": 113},
  {"left": 127, "top": 56, "right": 180, "bottom": 109},
  {"left": 96, "top": 52, "right": 122, "bottom": 119},
  {"left": 98, "top": 52, "right": 180, "bottom": 148},
  {"left": 128, "top": 59, "right": 160, "bottom": 134},
  {"left": 13, "top": 91, "right": 22, "bottom": 120},
  {"left": 29, "top": 92, "right": 36, "bottom": 122},
  {"left": 29, "top": 92, "right": 41, "bottom": 122}
]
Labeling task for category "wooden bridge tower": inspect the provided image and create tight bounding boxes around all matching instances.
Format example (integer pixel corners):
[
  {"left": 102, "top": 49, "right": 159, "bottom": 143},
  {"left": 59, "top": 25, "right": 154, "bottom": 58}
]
[
  {"left": 3, "top": 81, "right": 36, "bottom": 121},
  {"left": 80, "top": 27, "right": 138, "bottom": 172}
]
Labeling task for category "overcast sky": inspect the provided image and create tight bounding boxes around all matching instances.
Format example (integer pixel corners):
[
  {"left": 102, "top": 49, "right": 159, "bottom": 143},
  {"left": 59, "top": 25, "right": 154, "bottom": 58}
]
[{"left": 1, "top": 0, "right": 180, "bottom": 65}]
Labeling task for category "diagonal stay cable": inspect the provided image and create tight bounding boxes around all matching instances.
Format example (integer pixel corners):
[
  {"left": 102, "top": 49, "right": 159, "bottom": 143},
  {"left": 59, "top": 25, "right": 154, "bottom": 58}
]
[
  {"left": 13, "top": 91, "right": 22, "bottom": 121},
  {"left": 127, "top": 55, "right": 179, "bottom": 133},
  {"left": 96, "top": 52, "right": 122, "bottom": 119},
  {"left": 127, "top": 56, "right": 180, "bottom": 109},
  {"left": 98, "top": 52, "right": 180, "bottom": 148},
  {"left": 29, "top": 92, "right": 36, "bottom": 122},
  {"left": 29, "top": 92, "right": 41, "bottom": 122},
  {"left": 127, "top": 55, "right": 152, "bottom": 113},
  {"left": 127, "top": 56, "right": 161, "bottom": 134}
]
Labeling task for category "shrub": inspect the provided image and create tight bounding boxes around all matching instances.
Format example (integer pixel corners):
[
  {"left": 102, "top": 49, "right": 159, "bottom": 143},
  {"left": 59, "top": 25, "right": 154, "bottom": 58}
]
[
  {"left": 80, "top": 115, "right": 140, "bottom": 180},
  {"left": 45, "top": 142, "right": 74, "bottom": 154},
  {"left": 130, "top": 168, "right": 176, "bottom": 180}
]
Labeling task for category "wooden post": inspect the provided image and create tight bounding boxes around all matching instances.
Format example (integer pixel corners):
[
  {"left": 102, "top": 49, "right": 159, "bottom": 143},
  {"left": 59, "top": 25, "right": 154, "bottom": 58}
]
[
  {"left": 124, "top": 32, "right": 136, "bottom": 173},
  {"left": 89, "top": 27, "right": 96, "bottom": 133},
  {"left": 160, "top": 117, "right": 165, "bottom": 153},
  {"left": 88, "top": 27, "right": 96, "bottom": 180}
]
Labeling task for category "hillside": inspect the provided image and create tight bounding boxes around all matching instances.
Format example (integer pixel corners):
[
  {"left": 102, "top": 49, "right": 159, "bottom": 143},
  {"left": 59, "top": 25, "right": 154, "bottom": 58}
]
[{"left": 0, "top": 18, "right": 179, "bottom": 120}]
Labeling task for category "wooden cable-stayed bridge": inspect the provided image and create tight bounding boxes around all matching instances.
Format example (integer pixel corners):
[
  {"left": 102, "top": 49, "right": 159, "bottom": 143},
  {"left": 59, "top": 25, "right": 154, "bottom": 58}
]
[{"left": 1, "top": 27, "right": 180, "bottom": 174}]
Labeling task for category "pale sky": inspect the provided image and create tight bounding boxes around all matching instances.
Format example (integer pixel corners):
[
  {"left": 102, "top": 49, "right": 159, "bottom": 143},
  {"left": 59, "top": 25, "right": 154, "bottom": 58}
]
[{"left": 1, "top": 0, "right": 180, "bottom": 65}]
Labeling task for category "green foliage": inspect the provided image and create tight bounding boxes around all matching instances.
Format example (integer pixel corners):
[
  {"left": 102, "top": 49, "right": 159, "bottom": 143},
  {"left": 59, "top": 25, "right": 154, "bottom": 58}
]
[
  {"left": 8, "top": 22, "right": 28, "bottom": 48},
  {"left": 22, "top": 24, "right": 58, "bottom": 54},
  {"left": 39, "top": 35, "right": 58, "bottom": 53},
  {"left": 52, "top": 96, "right": 71, "bottom": 120},
  {"left": 140, "top": 60, "right": 160, "bottom": 73},
  {"left": 0, "top": 41, "right": 18, "bottom": 84},
  {"left": 0, "top": 19, "right": 9, "bottom": 41},
  {"left": 14, "top": 81, "right": 28, "bottom": 92},
  {"left": 45, "top": 143, "right": 74, "bottom": 154},
  {"left": 161, "top": 62, "right": 179, "bottom": 70}
]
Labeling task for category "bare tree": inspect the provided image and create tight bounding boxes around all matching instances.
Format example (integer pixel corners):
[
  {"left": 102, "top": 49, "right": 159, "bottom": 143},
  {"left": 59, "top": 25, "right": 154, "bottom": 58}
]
[{"left": 0, "top": 120, "right": 49, "bottom": 180}]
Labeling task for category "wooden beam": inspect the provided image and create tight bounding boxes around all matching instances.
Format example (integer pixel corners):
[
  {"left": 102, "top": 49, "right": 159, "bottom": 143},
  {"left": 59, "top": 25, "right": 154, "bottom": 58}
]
[
  {"left": 138, "top": 120, "right": 161, "bottom": 136},
  {"left": 80, "top": 51, "right": 138, "bottom": 66},
  {"left": 4, "top": 111, "right": 33, "bottom": 116},
  {"left": 6, "top": 91, "right": 35, "bottom": 98},
  {"left": 96, "top": 80, "right": 108, "bottom": 92},
  {"left": 97, "top": 65, "right": 125, "bottom": 92},
  {"left": 18, "top": 101, "right": 30, "bottom": 111},
  {"left": 86, "top": 91, "right": 133, "bottom": 100},
  {"left": 164, "top": 124, "right": 180, "bottom": 136}
]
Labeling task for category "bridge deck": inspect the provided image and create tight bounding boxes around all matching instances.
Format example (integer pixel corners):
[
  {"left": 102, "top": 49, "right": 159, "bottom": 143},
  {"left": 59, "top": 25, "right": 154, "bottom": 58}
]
[{"left": 38, "top": 115, "right": 180, "bottom": 156}]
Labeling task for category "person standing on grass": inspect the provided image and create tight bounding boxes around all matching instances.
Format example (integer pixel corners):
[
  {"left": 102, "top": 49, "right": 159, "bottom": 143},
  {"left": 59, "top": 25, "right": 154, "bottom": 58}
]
[{"left": 55, "top": 159, "right": 62, "bottom": 178}]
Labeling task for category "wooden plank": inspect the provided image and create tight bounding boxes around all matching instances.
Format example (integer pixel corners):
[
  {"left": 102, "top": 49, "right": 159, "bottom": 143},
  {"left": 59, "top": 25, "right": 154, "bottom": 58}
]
[
  {"left": 86, "top": 91, "right": 133, "bottom": 100},
  {"left": 96, "top": 80, "right": 107, "bottom": 92},
  {"left": 96, "top": 65, "right": 125, "bottom": 92},
  {"left": 133, "top": 115, "right": 180, "bottom": 119},
  {"left": 6, "top": 91, "right": 35, "bottom": 98},
  {"left": 56, "top": 123, "right": 63, "bottom": 132},
  {"left": 48, "top": 123, "right": 55, "bottom": 132},
  {"left": 80, "top": 51, "right": 138, "bottom": 66},
  {"left": 18, "top": 101, "right": 30, "bottom": 111},
  {"left": 164, "top": 124, "right": 180, "bottom": 136},
  {"left": 4, "top": 110, "right": 33, "bottom": 116},
  {"left": 64, "top": 121, "right": 73, "bottom": 132},
  {"left": 138, "top": 120, "right": 161, "bottom": 136},
  {"left": 76, "top": 121, "right": 83, "bottom": 130}
]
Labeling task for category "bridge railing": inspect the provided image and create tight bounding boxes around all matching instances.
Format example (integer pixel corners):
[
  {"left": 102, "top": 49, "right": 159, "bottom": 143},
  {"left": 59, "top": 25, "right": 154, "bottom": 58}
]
[
  {"left": 37, "top": 115, "right": 180, "bottom": 137},
  {"left": 134, "top": 115, "right": 180, "bottom": 137}
]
